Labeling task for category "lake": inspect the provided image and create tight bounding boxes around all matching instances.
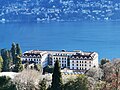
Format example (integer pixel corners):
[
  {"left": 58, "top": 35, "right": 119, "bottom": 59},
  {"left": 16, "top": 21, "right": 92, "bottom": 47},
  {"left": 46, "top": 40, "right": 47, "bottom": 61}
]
[{"left": 0, "top": 21, "right": 120, "bottom": 60}]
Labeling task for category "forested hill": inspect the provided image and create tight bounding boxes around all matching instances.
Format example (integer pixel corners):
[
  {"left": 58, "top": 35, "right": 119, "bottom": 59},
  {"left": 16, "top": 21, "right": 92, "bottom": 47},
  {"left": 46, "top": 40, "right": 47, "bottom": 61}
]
[{"left": 0, "top": 0, "right": 120, "bottom": 22}]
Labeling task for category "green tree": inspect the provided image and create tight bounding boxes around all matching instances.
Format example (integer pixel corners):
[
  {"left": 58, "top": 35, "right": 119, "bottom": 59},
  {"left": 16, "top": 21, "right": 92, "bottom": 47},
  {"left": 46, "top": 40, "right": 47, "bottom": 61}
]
[
  {"left": 39, "top": 78, "right": 47, "bottom": 90},
  {"left": 0, "top": 56, "right": 3, "bottom": 72},
  {"left": 11, "top": 42, "right": 16, "bottom": 64},
  {"left": 34, "top": 64, "right": 42, "bottom": 72},
  {"left": 51, "top": 60, "right": 62, "bottom": 90},
  {"left": 13, "top": 55, "right": 23, "bottom": 72},
  {"left": 1, "top": 49, "right": 11, "bottom": 72},
  {"left": 43, "top": 65, "right": 54, "bottom": 74},
  {"left": 0, "top": 76, "right": 16, "bottom": 90},
  {"left": 100, "top": 58, "right": 109, "bottom": 66},
  {"left": 63, "top": 75, "right": 88, "bottom": 90},
  {"left": 16, "top": 43, "right": 22, "bottom": 56}
]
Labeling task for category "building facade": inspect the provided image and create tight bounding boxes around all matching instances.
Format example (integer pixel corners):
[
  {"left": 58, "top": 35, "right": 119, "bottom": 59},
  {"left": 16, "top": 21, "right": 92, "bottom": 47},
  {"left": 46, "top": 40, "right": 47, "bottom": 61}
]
[
  {"left": 21, "top": 50, "right": 48, "bottom": 68},
  {"left": 69, "top": 52, "right": 98, "bottom": 71},
  {"left": 21, "top": 50, "right": 98, "bottom": 71}
]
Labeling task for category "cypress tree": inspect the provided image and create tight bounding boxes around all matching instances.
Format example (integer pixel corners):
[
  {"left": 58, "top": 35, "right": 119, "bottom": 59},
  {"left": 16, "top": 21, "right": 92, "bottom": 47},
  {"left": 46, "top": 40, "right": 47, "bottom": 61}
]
[
  {"left": 1, "top": 49, "right": 11, "bottom": 72},
  {"left": 13, "top": 55, "right": 23, "bottom": 72},
  {"left": 16, "top": 43, "right": 22, "bottom": 56},
  {"left": 51, "top": 60, "right": 62, "bottom": 90},
  {"left": 11, "top": 43, "right": 16, "bottom": 64}
]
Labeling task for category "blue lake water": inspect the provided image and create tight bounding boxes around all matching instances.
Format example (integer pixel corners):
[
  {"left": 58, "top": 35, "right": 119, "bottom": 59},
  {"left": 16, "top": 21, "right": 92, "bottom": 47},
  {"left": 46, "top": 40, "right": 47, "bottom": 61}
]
[{"left": 0, "top": 21, "right": 120, "bottom": 60}]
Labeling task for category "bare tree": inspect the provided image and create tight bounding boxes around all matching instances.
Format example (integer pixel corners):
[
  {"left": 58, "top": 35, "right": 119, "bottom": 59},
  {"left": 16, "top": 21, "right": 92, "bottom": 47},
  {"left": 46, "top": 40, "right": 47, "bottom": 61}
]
[
  {"left": 12, "top": 69, "right": 41, "bottom": 90},
  {"left": 85, "top": 67, "right": 104, "bottom": 80},
  {"left": 102, "top": 59, "right": 120, "bottom": 90},
  {"left": 112, "top": 59, "right": 120, "bottom": 90}
]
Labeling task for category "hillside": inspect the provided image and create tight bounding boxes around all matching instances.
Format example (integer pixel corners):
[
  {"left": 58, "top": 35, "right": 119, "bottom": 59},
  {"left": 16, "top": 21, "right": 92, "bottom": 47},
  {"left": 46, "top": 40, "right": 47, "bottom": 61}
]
[{"left": 0, "top": 0, "right": 120, "bottom": 22}]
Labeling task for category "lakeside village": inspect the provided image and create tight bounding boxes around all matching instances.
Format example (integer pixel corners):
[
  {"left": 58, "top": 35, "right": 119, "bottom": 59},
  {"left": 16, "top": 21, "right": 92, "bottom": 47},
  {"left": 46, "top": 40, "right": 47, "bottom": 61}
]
[{"left": 0, "top": 43, "right": 120, "bottom": 90}]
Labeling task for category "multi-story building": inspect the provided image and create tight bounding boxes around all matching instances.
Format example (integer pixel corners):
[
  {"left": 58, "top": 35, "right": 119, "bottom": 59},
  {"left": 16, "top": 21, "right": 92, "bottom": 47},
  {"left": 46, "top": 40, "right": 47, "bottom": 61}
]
[
  {"left": 48, "top": 51, "right": 78, "bottom": 68},
  {"left": 21, "top": 50, "right": 48, "bottom": 68},
  {"left": 69, "top": 52, "right": 98, "bottom": 71},
  {"left": 21, "top": 50, "right": 98, "bottom": 71}
]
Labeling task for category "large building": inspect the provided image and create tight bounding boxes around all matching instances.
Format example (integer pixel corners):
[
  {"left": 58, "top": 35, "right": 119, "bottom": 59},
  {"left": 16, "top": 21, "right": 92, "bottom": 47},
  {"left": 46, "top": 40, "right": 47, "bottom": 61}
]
[
  {"left": 21, "top": 50, "right": 98, "bottom": 71},
  {"left": 69, "top": 52, "right": 98, "bottom": 70},
  {"left": 22, "top": 50, "right": 48, "bottom": 68}
]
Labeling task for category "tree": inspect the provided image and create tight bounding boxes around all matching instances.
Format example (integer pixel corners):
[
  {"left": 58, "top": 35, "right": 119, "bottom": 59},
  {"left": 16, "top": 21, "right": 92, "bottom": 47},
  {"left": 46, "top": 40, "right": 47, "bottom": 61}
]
[
  {"left": 11, "top": 42, "right": 16, "bottom": 64},
  {"left": 51, "top": 60, "right": 62, "bottom": 90},
  {"left": 85, "top": 67, "right": 104, "bottom": 80},
  {"left": 13, "top": 69, "right": 41, "bottom": 90},
  {"left": 100, "top": 58, "right": 109, "bottom": 68},
  {"left": 112, "top": 59, "right": 120, "bottom": 90},
  {"left": 102, "top": 59, "right": 120, "bottom": 90},
  {"left": 34, "top": 63, "right": 42, "bottom": 72},
  {"left": 39, "top": 78, "right": 47, "bottom": 90},
  {"left": 16, "top": 43, "right": 22, "bottom": 56},
  {"left": 1, "top": 49, "right": 12, "bottom": 72},
  {"left": 0, "top": 76, "right": 16, "bottom": 90},
  {"left": 0, "top": 56, "right": 3, "bottom": 72},
  {"left": 63, "top": 75, "right": 88, "bottom": 90},
  {"left": 43, "top": 65, "right": 54, "bottom": 74},
  {"left": 13, "top": 55, "right": 23, "bottom": 72}
]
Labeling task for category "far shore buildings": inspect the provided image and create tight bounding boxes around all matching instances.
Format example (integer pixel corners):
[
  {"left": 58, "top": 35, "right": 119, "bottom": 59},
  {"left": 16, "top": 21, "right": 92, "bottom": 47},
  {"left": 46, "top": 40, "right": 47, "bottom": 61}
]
[{"left": 21, "top": 50, "right": 98, "bottom": 71}]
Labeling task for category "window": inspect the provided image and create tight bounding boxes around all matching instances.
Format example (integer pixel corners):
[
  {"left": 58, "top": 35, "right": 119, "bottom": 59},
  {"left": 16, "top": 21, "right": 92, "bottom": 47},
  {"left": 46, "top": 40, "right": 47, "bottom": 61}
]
[
  {"left": 76, "top": 67, "right": 78, "bottom": 69},
  {"left": 76, "top": 64, "right": 78, "bottom": 66},
  {"left": 72, "top": 64, "right": 74, "bottom": 66},
  {"left": 77, "top": 61, "right": 78, "bottom": 63},
  {"left": 85, "top": 61, "right": 87, "bottom": 63},
  {"left": 85, "top": 68, "right": 87, "bottom": 70},
  {"left": 82, "top": 61, "right": 83, "bottom": 63},
  {"left": 72, "top": 61, "right": 74, "bottom": 63},
  {"left": 89, "top": 61, "right": 91, "bottom": 63},
  {"left": 85, "top": 64, "right": 87, "bottom": 66}
]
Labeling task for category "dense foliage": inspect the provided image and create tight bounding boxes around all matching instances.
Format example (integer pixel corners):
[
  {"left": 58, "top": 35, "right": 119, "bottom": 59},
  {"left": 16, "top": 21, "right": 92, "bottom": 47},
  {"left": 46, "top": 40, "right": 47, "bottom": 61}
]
[
  {"left": 13, "top": 55, "right": 23, "bottom": 72},
  {"left": 0, "top": 76, "right": 16, "bottom": 90},
  {"left": 0, "top": 43, "right": 23, "bottom": 72},
  {"left": 1, "top": 49, "right": 12, "bottom": 72},
  {"left": 63, "top": 75, "right": 88, "bottom": 90}
]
